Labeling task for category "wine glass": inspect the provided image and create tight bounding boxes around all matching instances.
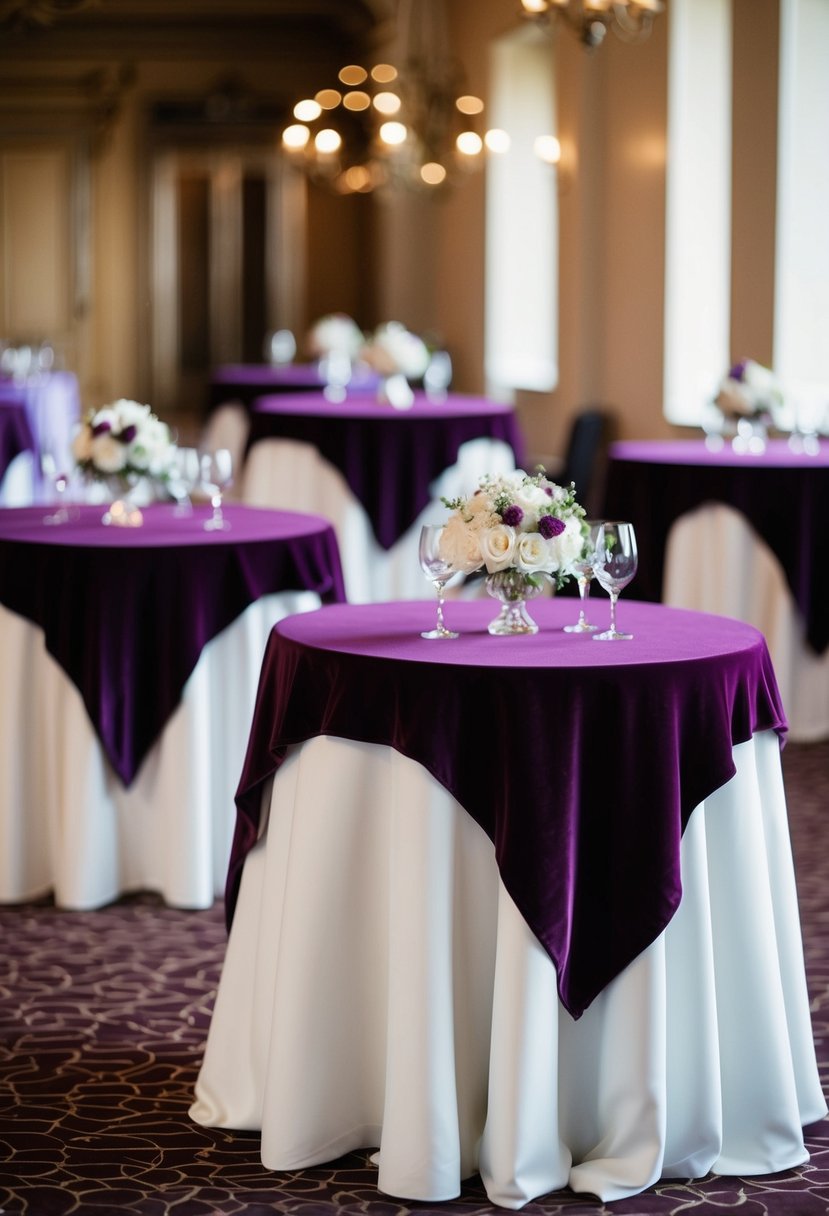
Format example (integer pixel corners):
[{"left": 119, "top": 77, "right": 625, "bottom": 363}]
[
  {"left": 419, "top": 524, "right": 459, "bottom": 639},
  {"left": 592, "top": 521, "right": 638, "bottom": 641},
  {"left": 563, "top": 519, "right": 604, "bottom": 633},
  {"left": 423, "top": 350, "right": 453, "bottom": 402},
  {"left": 169, "top": 446, "right": 201, "bottom": 515},
  {"left": 200, "top": 448, "right": 233, "bottom": 531},
  {"left": 41, "top": 451, "right": 71, "bottom": 525}
]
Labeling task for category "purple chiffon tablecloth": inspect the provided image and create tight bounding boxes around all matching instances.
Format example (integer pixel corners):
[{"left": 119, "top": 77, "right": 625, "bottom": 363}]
[
  {"left": 603, "top": 439, "right": 829, "bottom": 653},
  {"left": 228, "top": 597, "right": 787, "bottom": 1020},
  {"left": 0, "top": 504, "right": 345, "bottom": 786},
  {"left": 0, "top": 396, "right": 35, "bottom": 483},
  {"left": 246, "top": 390, "right": 526, "bottom": 550},
  {"left": 209, "top": 362, "right": 379, "bottom": 410}
]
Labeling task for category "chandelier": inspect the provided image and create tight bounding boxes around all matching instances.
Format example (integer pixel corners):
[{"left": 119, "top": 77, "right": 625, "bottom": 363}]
[
  {"left": 519, "top": 0, "right": 664, "bottom": 49},
  {"left": 280, "top": 0, "right": 498, "bottom": 194}
]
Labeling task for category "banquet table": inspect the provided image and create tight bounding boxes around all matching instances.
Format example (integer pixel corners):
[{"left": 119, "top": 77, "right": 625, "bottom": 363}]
[
  {"left": 191, "top": 598, "right": 826, "bottom": 1208},
  {"left": 603, "top": 439, "right": 829, "bottom": 741},
  {"left": 208, "top": 361, "right": 380, "bottom": 411},
  {"left": 0, "top": 370, "right": 81, "bottom": 503},
  {"left": 0, "top": 394, "right": 35, "bottom": 501},
  {"left": 240, "top": 390, "right": 526, "bottom": 601},
  {"left": 0, "top": 503, "right": 345, "bottom": 909}
]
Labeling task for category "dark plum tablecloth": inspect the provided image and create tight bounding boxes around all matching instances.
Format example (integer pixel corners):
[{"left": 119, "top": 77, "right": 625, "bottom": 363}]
[
  {"left": 246, "top": 390, "right": 526, "bottom": 550},
  {"left": 209, "top": 362, "right": 379, "bottom": 410},
  {"left": 603, "top": 439, "right": 829, "bottom": 653},
  {"left": 0, "top": 396, "right": 35, "bottom": 483},
  {"left": 0, "top": 504, "right": 345, "bottom": 785},
  {"left": 228, "top": 597, "right": 787, "bottom": 1020}
]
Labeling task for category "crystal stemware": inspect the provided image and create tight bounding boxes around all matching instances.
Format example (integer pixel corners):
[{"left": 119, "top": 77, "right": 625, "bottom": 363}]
[
  {"left": 592, "top": 521, "right": 638, "bottom": 641},
  {"left": 169, "top": 446, "right": 200, "bottom": 515},
  {"left": 41, "top": 451, "right": 71, "bottom": 525},
  {"left": 201, "top": 448, "right": 233, "bottom": 531},
  {"left": 419, "top": 524, "right": 459, "bottom": 639},
  {"left": 563, "top": 519, "right": 604, "bottom": 633}
]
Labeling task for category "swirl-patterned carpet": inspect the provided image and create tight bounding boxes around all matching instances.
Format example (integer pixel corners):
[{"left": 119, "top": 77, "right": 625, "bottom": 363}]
[{"left": 1, "top": 741, "right": 828, "bottom": 1216}]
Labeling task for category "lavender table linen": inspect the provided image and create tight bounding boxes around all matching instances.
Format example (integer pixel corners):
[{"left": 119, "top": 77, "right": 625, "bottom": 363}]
[
  {"left": 0, "top": 397, "right": 35, "bottom": 483},
  {"left": 246, "top": 391, "right": 526, "bottom": 550},
  {"left": 0, "top": 504, "right": 345, "bottom": 786},
  {"left": 209, "top": 362, "right": 380, "bottom": 410},
  {"left": 228, "top": 598, "right": 787, "bottom": 1020},
  {"left": 603, "top": 439, "right": 829, "bottom": 652},
  {"left": 0, "top": 371, "right": 81, "bottom": 493}
]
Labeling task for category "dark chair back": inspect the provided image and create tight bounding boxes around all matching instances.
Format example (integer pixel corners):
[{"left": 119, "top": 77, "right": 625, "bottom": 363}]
[{"left": 558, "top": 407, "right": 615, "bottom": 515}]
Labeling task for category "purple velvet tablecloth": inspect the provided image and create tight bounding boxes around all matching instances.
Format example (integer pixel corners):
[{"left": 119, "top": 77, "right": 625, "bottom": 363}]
[
  {"left": 0, "top": 504, "right": 345, "bottom": 785},
  {"left": 246, "top": 390, "right": 526, "bottom": 550},
  {"left": 603, "top": 439, "right": 829, "bottom": 653},
  {"left": 228, "top": 598, "right": 787, "bottom": 1020},
  {"left": 209, "top": 362, "right": 380, "bottom": 410},
  {"left": 0, "top": 396, "right": 35, "bottom": 483}
]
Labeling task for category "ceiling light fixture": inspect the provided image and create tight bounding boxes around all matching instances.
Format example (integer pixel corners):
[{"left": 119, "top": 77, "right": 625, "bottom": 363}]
[{"left": 519, "top": 0, "right": 664, "bottom": 50}]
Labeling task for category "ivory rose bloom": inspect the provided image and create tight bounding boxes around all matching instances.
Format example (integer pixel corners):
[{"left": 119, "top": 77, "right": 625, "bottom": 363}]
[
  {"left": 73, "top": 398, "right": 175, "bottom": 485},
  {"left": 479, "top": 523, "right": 517, "bottom": 572}
]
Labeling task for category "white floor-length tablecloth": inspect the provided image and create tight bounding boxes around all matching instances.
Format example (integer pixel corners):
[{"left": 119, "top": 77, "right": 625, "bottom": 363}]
[
  {"left": 191, "top": 732, "right": 825, "bottom": 1208},
  {"left": 664, "top": 505, "right": 829, "bottom": 741},
  {"left": 0, "top": 591, "right": 319, "bottom": 909},
  {"left": 240, "top": 435, "right": 517, "bottom": 602}
]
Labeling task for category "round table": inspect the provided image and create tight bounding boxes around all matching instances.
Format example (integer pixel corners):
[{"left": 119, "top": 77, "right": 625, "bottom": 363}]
[{"left": 192, "top": 598, "right": 825, "bottom": 1207}]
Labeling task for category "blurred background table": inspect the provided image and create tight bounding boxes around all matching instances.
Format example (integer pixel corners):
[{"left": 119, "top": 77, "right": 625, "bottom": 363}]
[
  {"left": 0, "top": 393, "right": 36, "bottom": 504},
  {"left": 0, "top": 370, "right": 81, "bottom": 504},
  {"left": 603, "top": 438, "right": 829, "bottom": 740},
  {"left": 239, "top": 389, "right": 525, "bottom": 601},
  {"left": 192, "top": 598, "right": 824, "bottom": 1208},
  {"left": 0, "top": 503, "right": 344, "bottom": 909}
]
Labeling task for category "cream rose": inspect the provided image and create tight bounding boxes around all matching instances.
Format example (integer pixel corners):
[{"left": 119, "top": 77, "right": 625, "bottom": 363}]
[
  {"left": 439, "top": 513, "right": 484, "bottom": 573},
  {"left": 90, "top": 432, "right": 127, "bottom": 474},
  {"left": 480, "top": 524, "right": 517, "bottom": 573},
  {"left": 515, "top": 531, "right": 554, "bottom": 574}
]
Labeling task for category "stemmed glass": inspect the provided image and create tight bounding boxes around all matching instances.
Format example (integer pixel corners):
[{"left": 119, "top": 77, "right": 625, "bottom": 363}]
[
  {"left": 41, "top": 451, "right": 71, "bottom": 525},
  {"left": 419, "top": 524, "right": 459, "bottom": 639},
  {"left": 563, "top": 519, "right": 604, "bottom": 633},
  {"left": 200, "top": 448, "right": 233, "bottom": 531},
  {"left": 592, "top": 521, "right": 638, "bottom": 641}
]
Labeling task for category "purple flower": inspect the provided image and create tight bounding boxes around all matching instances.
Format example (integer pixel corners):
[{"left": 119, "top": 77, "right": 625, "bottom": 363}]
[
  {"left": 501, "top": 504, "right": 524, "bottom": 527},
  {"left": 91, "top": 420, "right": 112, "bottom": 436},
  {"left": 120, "top": 425, "right": 138, "bottom": 443},
  {"left": 539, "top": 514, "right": 565, "bottom": 539},
  {"left": 728, "top": 359, "right": 748, "bottom": 382}
]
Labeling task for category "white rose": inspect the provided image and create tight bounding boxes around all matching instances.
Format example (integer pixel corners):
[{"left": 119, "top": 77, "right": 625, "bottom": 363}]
[
  {"left": 548, "top": 516, "right": 584, "bottom": 575},
  {"left": 515, "top": 531, "right": 554, "bottom": 574},
  {"left": 514, "top": 483, "right": 551, "bottom": 527},
  {"left": 308, "top": 314, "right": 364, "bottom": 358},
  {"left": 439, "top": 513, "right": 484, "bottom": 573},
  {"left": 91, "top": 432, "right": 127, "bottom": 474},
  {"left": 91, "top": 407, "right": 118, "bottom": 434},
  {"left": 480, "top": 524, "right": 517, "bottom": 573}
]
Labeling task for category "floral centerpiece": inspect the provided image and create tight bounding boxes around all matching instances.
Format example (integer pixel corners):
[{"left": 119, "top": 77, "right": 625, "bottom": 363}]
[
  {"left": 439, "top": 468, "right": 587, "bottom": 634},
  {"left": 71, "top": 399, "right": 176, "bottom": 524},
  {"left": 306, "top": 313, "right": 365, "bottom": 361},
  {"left": 360, "top": 321, "right": 430, "bottom": 408},
  {"left": 713, "top": 359, "right": 784, "bottom": 445}
]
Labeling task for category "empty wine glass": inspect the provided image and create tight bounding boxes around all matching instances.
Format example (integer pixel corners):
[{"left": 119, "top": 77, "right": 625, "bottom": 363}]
[
  {"left": 563, "top": 519, "right": 604, "bottom": 633},
  {"left": 41, "top": 451, "right": 71, "bottom": 525},
  {"left": 169, "top": 446, "right": 200, "bottom": 515},
  {"left": 592, "top": 521, "right": 638, "bottom": 641},
  {"left": 201, "top": 448, "right": 233, "bottom": 531},
  {"left": 419, "top": 524, "right": 459, "bottom": 639},
  {"left": 423, "top": 350, "right": 453, "bottom": 402}
]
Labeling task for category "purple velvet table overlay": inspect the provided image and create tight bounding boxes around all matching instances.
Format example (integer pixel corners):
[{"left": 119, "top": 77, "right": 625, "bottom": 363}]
[
  {"left": 603, "top": 439, "right": 829, "bottom": 653},
  {"left": 208, "top": 362, "right": 379, "bottom": 410},
  {"left": 0, "top": 504, "right": 346, "bottom": 786},
  {"left": 246, "top": 390, "right": 527, "bottom": 550},
  {"left": 0, "top": 397, "right": 35, "bottom": 482},
  {"left": 228, "top": 597, "right": 787, "bottom": 1020}
]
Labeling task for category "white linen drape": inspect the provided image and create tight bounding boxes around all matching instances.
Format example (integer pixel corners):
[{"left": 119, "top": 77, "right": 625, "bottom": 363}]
[
  {"left": 191, "top": 732, "right": 825, "bottom": 1208},
  {"left": 663, "top": 504, "right": 829, "bottom": 741},
  {"left": 0, "top": 591, "right": 319, "bottom": 909}
]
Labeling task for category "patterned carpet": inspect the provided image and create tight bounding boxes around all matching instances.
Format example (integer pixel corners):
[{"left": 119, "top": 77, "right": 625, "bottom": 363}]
[{"left": 1, "top": 741, "right": 828, "bottom": 1216}]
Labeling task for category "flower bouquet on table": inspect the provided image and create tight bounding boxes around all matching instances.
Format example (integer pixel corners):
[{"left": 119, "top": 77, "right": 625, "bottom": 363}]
[
  {"left": 439, "top": 469, "right": 587, "bottom": 634},
  {"left": 71, "top": 398, "right": 176, "bottom": 525},
  {"left": 712, "top": 358, "right": 784, "bottom": 452},
  {"left": 306, "top": 313, "right": 365, "bottom": 401},
  {"left": 360, "top": 321, "right": 430, "bottom": 409}
]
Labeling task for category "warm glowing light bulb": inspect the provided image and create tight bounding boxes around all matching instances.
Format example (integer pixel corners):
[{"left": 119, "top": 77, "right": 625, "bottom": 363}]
[
  {"left": 343, "top": 91, "right": 370, "bottom": 111},
  {"left": 282, "top": 124, "right": 310, "bottom": 149},
  {"left": 315, "top": 89, "right": 342, "bottom": 110},
  {"left": 315, "top": 128, "right": 342, "bottom": 154},
  {"left": 339, "top": 64, "right": 368, "bottom": 86},
  {"left": 521, "top": 0, "right": 549, "bottom": 12},
  {"left": 456, "top": 95, "right": 484, "bottom": 115},
  {"left": 343, "top": 165, "right": 373, "bottom": 192},
  {"left": 371, "top": 63, "right": 397, "bottom": 83},
  {"left": 379, "top": 121, "right": 407, "bottom": 146},
  {"left": 484, "top": 128, "right": 511, "bottom": 153},
  {"left": 534, "top": 134, "right": 561, "bottom": 164},
  {"left": 420, "top": 162, "right": 447, "bottom": 186},
  {"left": 294, "top": 99, "right": 321, "bottom": 122},
  {"left": 373, "top": 91, "right": 401, "bottom": 115},
  {"left": 456, "top": 131, "right": 483, "bottom": 156}
]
